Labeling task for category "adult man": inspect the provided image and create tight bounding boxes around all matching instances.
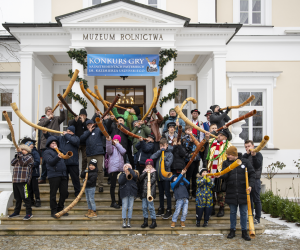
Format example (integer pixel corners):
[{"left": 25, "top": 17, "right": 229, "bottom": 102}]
[
  {"left": 162, "top": 122, "right": 178, "bottom": 146},
  {"left": 38, "top": 101, "right": 65, "bottom": 184},
  {"left": 190, "top": 109, "right": 204, "bottom": 141},
  {"left": 210, "top": 105, "right": 231, "bottom": 129},
  {"left": 163, "top": 108, "right": 185, "bottom": 133},
  {"left": 69, "top": 108, "right": 90, "bottom": 173},
  {"left": 203, "top": 129, "right": 232, "bottom": 217},
  {"left": 112, "top": 106, "right": 140, "bottom": 131},
  {"left": 243, "top": 140, "right": 263, "bottom": 224},
  {"left": 203, "top": 110, "right": 213, "bottom": 131}
]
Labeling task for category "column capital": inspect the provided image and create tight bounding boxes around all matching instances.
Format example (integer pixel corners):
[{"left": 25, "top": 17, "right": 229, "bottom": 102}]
[
  {"left": 41, "top": 73, "right": 53, "bottom": 79},
  {"left": 211, "top": 51, "right": 227, "bottom": 59},
  {"left": 19, "top": 51, "right": 36, "bottom": 60}
]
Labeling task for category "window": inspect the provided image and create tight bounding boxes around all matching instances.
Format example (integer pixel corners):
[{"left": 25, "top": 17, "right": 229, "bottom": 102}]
[
  {"left": 175, "top": 89, "right": 188, "bottom": 117},
  {"left": 240, "top": 0, "right": 262, "bottom": 24},
  {"left": 148, "top": 0, "right": 157, "bottom": 8},
  {"left": 92, "top": 0, "right": 101, "bottom": 5},
  {"left": 0, "top": 92, "right": 12, "bottom": 106}
]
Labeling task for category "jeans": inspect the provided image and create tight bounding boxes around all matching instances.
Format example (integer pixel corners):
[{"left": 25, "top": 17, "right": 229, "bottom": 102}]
[
  {"left": 122, "top": 196, "right": 134, "bottom": 219},
  {"left": 251, "top": 179, "right": 262, "bottom": 222},
  {"left": 228, "top": 203, "right": 248, "bottom": 231},
  {"left": 85, "top": 187, "right": 96, "bottom": 211},
  {"left": 172, "top": 198, "right": 189, "bottom": 222},
  {"left": 142, "top": 198, "right": 156, "bottom": 219},
  {"left": 158, "top": 180, "right": 171, "bottom": 210},
  {"left": 196, "top": 206, "right": 212, "bottom": 222}
]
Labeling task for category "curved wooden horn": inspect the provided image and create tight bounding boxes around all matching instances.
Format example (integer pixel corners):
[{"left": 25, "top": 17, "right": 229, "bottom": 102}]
[
  {"left": 3, "top": 111, "right": 19, "bottom": 149},
  {"left": 102, "top": 94, "right": 121, "bottom": 119},
  {"left": 57, "top": 94, "right": 77, "bottom": 117},
  {"left": 95, "top": 117, "right": 109, "bottom": 139},
  {"left": 79, "top": 82, "right": 103, "bottom": 115},
  {"left": 246, "top": 167, "right": 256, "bottom": 238},
  {"left": 11, "top": 103, "right": 63, "bottom": 134},
  {"left": 161, "top": 151, "right": 173, "bottom": 178},
  {"left": 53, "top": 69, "right": 79, "bottom": 113},
  {"left": 250, "top": 136, "right": 269, "bottom": 153},
  {"left": 206, "top": 159, "right": 242, "bottom": 177},
  {"left": 142, "top": 87, "right": 158, "bottom": 121},
  {"left": 175, "top": 106, "right": 217, "bottom": 139},
  {"left": 54, "top": 148, "right": 73, "bottom": 160},
  {"left": 176, "top": 97, "right": 197, "bottom": 124},
  {"left": 220, "top": 95, "right": 255, "bottom": 111},
  {"left": 149, "top": 87, "right": 162, "bottom": 117}
]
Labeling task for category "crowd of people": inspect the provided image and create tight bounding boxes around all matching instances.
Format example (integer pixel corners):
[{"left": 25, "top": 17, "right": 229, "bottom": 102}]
[{"left": 9, "top": 102, "right": 263, "bottom": 241}]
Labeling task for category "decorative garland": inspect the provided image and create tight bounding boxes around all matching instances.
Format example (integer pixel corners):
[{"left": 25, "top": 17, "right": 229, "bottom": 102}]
[{"left": 206, "top": 139, "right": 229, "bottom": 162}]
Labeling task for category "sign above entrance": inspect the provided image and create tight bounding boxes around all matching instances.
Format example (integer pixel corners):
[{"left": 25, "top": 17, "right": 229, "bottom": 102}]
[{"left": 87, "top": 54, "right": 160, "bottom": 76}]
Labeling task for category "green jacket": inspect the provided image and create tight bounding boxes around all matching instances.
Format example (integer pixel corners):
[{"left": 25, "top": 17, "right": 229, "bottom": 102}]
[
  {"left": 112, "top": 107, "right": 138, "bottom": 131},
  {"left": 132, "top": 124, "right": 151, "bottom": 154}
]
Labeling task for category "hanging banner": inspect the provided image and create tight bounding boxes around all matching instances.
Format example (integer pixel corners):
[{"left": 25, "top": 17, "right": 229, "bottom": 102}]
[{"left": 87, "top": 54, "right": 160, "bottom": 76}]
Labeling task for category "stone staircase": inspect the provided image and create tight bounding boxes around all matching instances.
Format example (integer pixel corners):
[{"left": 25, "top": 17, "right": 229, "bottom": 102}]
[{"left": 0, "top": 178, "right": 265, "bottom": 235}]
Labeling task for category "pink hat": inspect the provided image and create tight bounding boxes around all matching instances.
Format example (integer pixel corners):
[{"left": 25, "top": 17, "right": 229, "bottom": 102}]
[{"left": 113, "top": 135, "right": 121, "bottom": 142}]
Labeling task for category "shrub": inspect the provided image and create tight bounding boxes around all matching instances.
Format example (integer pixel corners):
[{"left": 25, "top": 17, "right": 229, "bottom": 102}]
[
  {"left": 269, "top": 195, "right": 281, "bottom": 218},
  {"left": 261, "top": 190, "right": 274, "bottom": 213},
  {"left": 283, "top": 202, "right": 298, "bottom": 222},
  {"left": 278, "top": 198, "right": 290, "bottom": 220}
]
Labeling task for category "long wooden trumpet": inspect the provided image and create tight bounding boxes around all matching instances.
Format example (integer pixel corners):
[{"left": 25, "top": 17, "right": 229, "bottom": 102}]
[
  {"left": 177, "top": 125, "right": 182, "bottom": 143},
  {"left": 102, "top": 94, "right": 121, "bottom": 119},
  {"left": 184, "top": 136, "right": 206, "bottom": 171},
  {"left": 220, "top": 95, "right": 255, "bottom": 111},
  {"left": 53, "top": 69, "right": 79, "bottom": 113},
  {"left": 147, "top": 171, "right": 153, "bottom": 202},
  {"left": 54, "top": 148, "right": 73, "bottom": 160},
  {"left": 104, "top": 100, "right": 127, "bottom": 110},
  {"left": 95, "top": 117, "right": 109, "bottom": 139},
  {"left": 161, "top": 151, "right": 172, "bottom": 178},
  {"left": 217, "top": 110, "right": 257, "bottom": 132},
  {"left": 117, "top": 124, "right": 147, "bottom": 141},
  {"left": 57, "top": 94, "right": 77, "bottom": 117},
  {"left": 11, "top": 103, "right": 64, "bottom": 134},
  {"left": 142, "top": 87, "right": 158, "bottom": 121},
  {"left": 176, "top": 97, "right": 197, "bottom": 124},
  {"left": 3, "top": 111, "right": 19, "bottom": 149},
  {"left": 79, "top": 82, "right": 103, "bottom": 115},
  {"left": 246, "top": 167, "right": 256, "bottom": 238},
  {"left": 250, "top": 136, "right": 269, "bottom": 153},
  {"left": 206, "top": 159, "right": 242, "bottom": 177},
  {"left": 149, "top": 87, "right": 162, "bottom": 117},
  {"left": 175, "top": 106, "right": 217, "bottom": 139},
  {"left": 55, "top": 168, "right": 88, "bottom": 218}
]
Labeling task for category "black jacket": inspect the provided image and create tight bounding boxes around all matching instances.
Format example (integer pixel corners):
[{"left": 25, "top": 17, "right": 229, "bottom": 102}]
[
  {"left": 171, "top": 144, "right": 186, "bottom": 170},
  {"left": 91, "top": 113, "right": 110, "bottom": 148},
  {"left": 31, "top": 147, "right": 40, "bottom": 177},
  {"left": 69, "top": 117, "right": 90, "bottom": 145},
  {"left": 134, "top": 141, "right": 154, "bottom": 166},
  {"left": 220, "top": 153, "right": 255, "bottom": 205},
  {"left": 170, "top": 174, "right": 190, "bottom": 200},
  {"left": 210, "top": 111, "right": 231, "bottom": 128},
  {"left": 242, "top": 152, "right": 263, "bottom": 179},
  {"left": 139, "top": 171, "right": 156, "bottom": 199},
  {"left": 118, "top": 168, "right": 138, "bottom": 199},
  {"left": 106, "top": 119, "right": 129, "bottom": 151},
  {"left": 80, "top": 166, "right": 98, "bottom": 188},
  {"left": 80, "top": 127, "right": 106, "bottom": 157}
]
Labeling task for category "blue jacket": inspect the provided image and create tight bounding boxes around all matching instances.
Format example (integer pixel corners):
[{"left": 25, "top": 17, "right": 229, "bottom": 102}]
[
  {"left": 118, "top": 168, "right": 138, "bottom": 199},
  {"left": 163, "top": 116, "right": 185, "bottom": 133},
  {"left": 43, "top": 136, "right": 67, "bottom": 179},
  {"left": 134, "top": 141, "right": 154, "bottom": 166},
  {"left": 150, "top": 147, "right": 173, "bottom": 182},
  {"left": 31, "top": 147, "right": 40, "bottom": 177},
  {"left": 170, "top": 174, "right": 189, "bottom": 200},
  {"left": 80, "top": 126, "right": 106, "bottom": 157},
  {"left": 44, "top": 132, "right": 80, "bottom": 166},
  {"left": 203, "top": 121, "right": 210, "bottom": 132}
]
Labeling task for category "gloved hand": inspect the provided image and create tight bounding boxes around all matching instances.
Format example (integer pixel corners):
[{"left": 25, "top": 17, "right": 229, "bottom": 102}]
[
  {"left": 152, "top": 107, "right": 158, "bottom": 114},
  {"left": 226, "top": 107, "right": 231, "bottom": 113},
  {"left": 146, "top": 116, "right": 151, "bottom": 122}
]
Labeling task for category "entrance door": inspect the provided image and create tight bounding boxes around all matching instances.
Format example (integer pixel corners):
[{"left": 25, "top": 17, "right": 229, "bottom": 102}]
[{"left": 175, "top": 85, "right": 192, "bottom": 120}]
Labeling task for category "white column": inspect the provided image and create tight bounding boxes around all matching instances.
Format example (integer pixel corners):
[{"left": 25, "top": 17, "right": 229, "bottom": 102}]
[
  {"left": 19, "top": 52, "right": 35, "bottom": 138},
  {"left": 41, "top": 73, "right": 53, "bottom": 116},
  {"left": 211, "top": 52, "right": 227, "bottom": 108},
  {"left": 154, "top": 76, "right": 162, "bottom": 115},
  {"left": 72, "top": 58, "right": 86, "bottom": 115},
  {"left": 85, "top": 75, "right": 95, "bottom": 117},
  {"left": 197, "top": 73, "right": 209, "bottom": 117},
  {"left": 161, "top": 58, "right": 175, "bottom": 115}
]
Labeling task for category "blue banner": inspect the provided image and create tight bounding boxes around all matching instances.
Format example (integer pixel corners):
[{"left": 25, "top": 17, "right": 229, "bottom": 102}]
[{"left": 87, "top": 54, "right": 160, "bottom": 76}]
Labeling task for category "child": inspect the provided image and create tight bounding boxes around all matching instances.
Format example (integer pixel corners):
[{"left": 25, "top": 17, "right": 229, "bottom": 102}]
[
  {"left": 9, "top": 144, "right": 34, "bottom": 220},
  {"left": 81, "top": 159, "right": 98, "bottom": 218},
  {"left": 171, "top": 138, "right": 186, "bottom": 175},
  {"left": 106, "top": 135, "right": 126, "bottom": 209},
  {"left": 195, "top": 168, "right": 215, "bottom": 227},
  {"left": 150, "top": 138, "right": 173, "bottom": 219},
  {"left": 135, "top": 134, "right": 155, "bottom": 175},
  {"left": 139, "top": 159, "right": 157, "bottom": 229},
  {"left": 118, "top": 164, "right": 139, "bottom": 228},
  {"left": 170, "top": 169, "right": 189, "bottom": 228},
  {"left": 162, "top": 122, "right": 178, "bottom": 146}
]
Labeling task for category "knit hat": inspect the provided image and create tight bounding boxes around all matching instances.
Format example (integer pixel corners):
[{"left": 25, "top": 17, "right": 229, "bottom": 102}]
[
  {"left": 89, "top": 159, "right": 98, "bottom": 168},
  {"left": 226, "top": 146, "right": 238, "bottom": 157},
  {"left": 204, "top": 110, "right": 213, "bottom": 116},
  {"left": 169, "top": 108, "right": 176, "bottom": 114},
  {"left": 199, "top": 168, "right": 208, "bottom": 176},
  {"left": 25, "top": 141, "right": 34, "bottom": 147},
  {"left": 132, "top": 106, "right": 140, "bottom": 116},
  {"left": 79, "top": 109, "right": 87, "bottom": 116},
  {"left": 123, "top": 163, "right": 132, "bottom": 171},
  {"left": 67, "top": 125, "right": 75, "bottom": 134},
  {"left": 210, "top": 105, "right": 219, "bottom": 113},
  {"left": 219, "top": 129, "right": 230, "bottom": 139},
  {"left": 167, "top": 122, "right": 176, "bottom": 128},
  {"left": 148, "top": 133, "right": 155, "bottom": 140},
  {"left": 116, "top": 116, "right": 125, "bottom": 122},
  {"left": 45, "top": 106, "right": 52, "bottom": 114},
  {"left": 19, "top": 144, "right": 32, "bottom": 153},
  {"left": 113, "top": 135, "right": 121, "bottom": 142},
  {"left": 145, "top": 159, "right": 154, "bottom": 167},
  {"left": 86, "top": 120, "right": 94, "bottom": 126},
  {"left": 20, "top": 137, "right": 36, "bottom": 145}
]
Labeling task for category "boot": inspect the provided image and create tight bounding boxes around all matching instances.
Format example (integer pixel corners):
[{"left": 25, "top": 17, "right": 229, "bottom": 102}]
[
  {"left": 203, "top": 221, "right": 208, "bottom": 227},
  {"left": 38, "top": 179, "right": 46, "bottom": 184},
  {"left": 149, "top": 219, "right": 157, "bottom": 229},
  {"left": 196, "top": 221, "right": 201, "bottom": 227},
  {"left": 156, "top": 207, "right": 164, "bottom": 217},
  {"left": 35, "top": 199, "right": 41, "bottom": 207},
  {"left": 163, "top": 209, "right": 172, "bottom": 219},
  {"left": 88, "top": 211, "right": 97, "bottom": 218},
  {"left": 211, "top": 205, "right": 215, "bottom": 216},
  {"left": 110, "top": 202, "right": 120, "bottom": 209},
  {"left": 242, "top": 230, "right": 251, "bottom": 241},
  {"left": 171, "top": 222, "right": 176, "bottom": 228},
  {"left": 141, "top": 218, "right": 148, "bottom": 228},
  {"left": 217, "top": 206, "right": 224, "bottom": 217},
  {"left": 85, "top": 209, "right": 92, "bottom": 217},
  {"left": 127, "top": 218, "right": 131, "bottom": 228},
  {"left": 122, "top": 219, "right": 127, "bottom": 228},
  {"left": 180, "top": 221, "right": 185, "bottom": 228},
  {"left": 227, "top": 229, "right": 236, "bottom": 239}
]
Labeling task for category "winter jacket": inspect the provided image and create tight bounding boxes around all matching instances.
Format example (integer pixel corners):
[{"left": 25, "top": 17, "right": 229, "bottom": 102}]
[
  {"left": 106, "top": 119, "right": 129, "bottom": 151},
  {"left": 31, "top": 147, "right": 40, "bottom": 177},
  {"left": 37, "top": 110, "right": 65, "bottom": 149},
  {"left": 242, "top": 152, "right": 263, "bottom": 179},
  {"left": 171, "top": 144, "right": 186, "bottom": 170},
  {"left": 139, "top": 171, "right": 156, "bottom": 199},
  {"left": 131, "top": 124, "right": 151, "bottom": 154},
  {"left": 112, "top": 107, "right": 138, "bottom": 131},
  {"left": 134, "top": 141, "right": 154, "bottom": 166},
  {"left": 149, "top": 112, "right": 163, "bottom": 142},
  {"left": 11, "top": 152, "right": 34, "bottom": 184},
  {"left": 220, "top": 153, "right": 255, "bottom": 205},
  {"left": 182, "top": 134, "right": 201, "bottom": 162},
  {"left": 162, "top": 131, "right": 178, "bottom": 146},
  {"left": 91, "top": 113, "right": 110, "bottom": 147},
  {"left": 150, "top": 147, "right": 173, "bottom": 182},
  {"left": 210, "top": 111, "right": 231, "bottom": 129},
  {"left": 196, "top": 175, "right": 214, "bottom": 208},
  {"left": 44, "top": 132, "right": 80, "bottom": 166},
  {"left": 162, "top": 115, "right": 185, "bottom": 133},
  {"left": 43, "top": 136, "right": 67, "bottom": 179},
  {"left": 80, "top": 166, "right": 98, "bottom": 188},
  {"left": 170, "top": 174, "right": 189, "bottom": 200},
  {"left": 80, "top": 126, "right": 107, "bottom": 157},
  {"left": 118, "top": 168, "right": 138, "bottom": 199},
  {"left": 106, "top": 140, "right": 126, "bottom": 174},
  {"left": 69, "top": 117, "right": 90, "bottom": 145},
  {"left": 203, "top": 121, "right": 210, "bottom": 132}
]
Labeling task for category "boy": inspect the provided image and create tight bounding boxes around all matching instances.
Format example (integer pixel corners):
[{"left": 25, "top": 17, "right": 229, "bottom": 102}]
[
  {"left": 150, "top": 138, "right": 173, "bottom": 219},
  {"left": 162, "top": 122, "right": 178, "bottom": 146},
  {"left": 135, "top": 134, "right": 155, "bottom": 175},
  {"left": 9, "top": 144, "right": 34, "bottom": 220},
  {"left": 196, "top": 168, "right": 215, "bottom": 227},
  {"left": 170, "top": 169, "right": 189, "bottom": 228}
]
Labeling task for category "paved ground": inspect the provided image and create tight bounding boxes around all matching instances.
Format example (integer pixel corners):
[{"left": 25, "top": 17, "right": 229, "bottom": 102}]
[{"left": 0, "top": 219, "right": 299, "bottom": 249}]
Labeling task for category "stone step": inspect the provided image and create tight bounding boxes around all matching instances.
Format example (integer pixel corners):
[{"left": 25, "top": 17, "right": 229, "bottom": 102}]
[{"left": 0, "top": 224, "right": 265, "bottom": 236}]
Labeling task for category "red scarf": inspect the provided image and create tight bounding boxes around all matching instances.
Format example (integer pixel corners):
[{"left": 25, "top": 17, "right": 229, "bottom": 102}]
[
  {"left": 192, "top": 121, "right": 199, "bottom": 136},
  {"left": 211, "top": 140, "right": 224, "bottom": 176}
]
